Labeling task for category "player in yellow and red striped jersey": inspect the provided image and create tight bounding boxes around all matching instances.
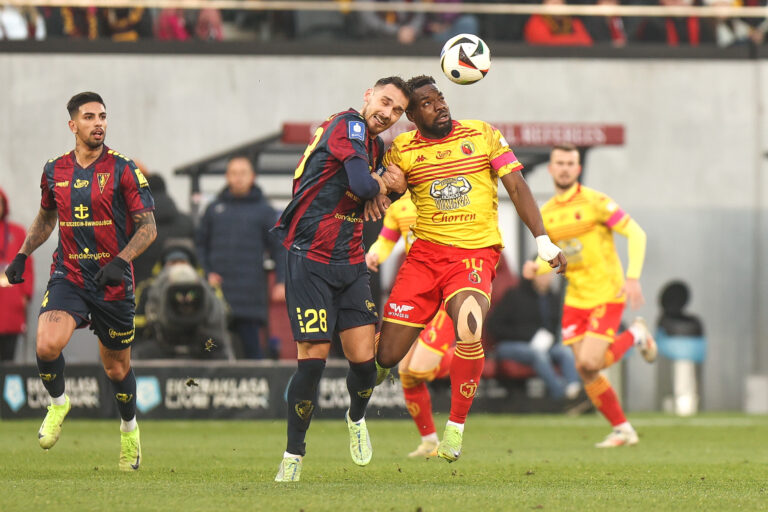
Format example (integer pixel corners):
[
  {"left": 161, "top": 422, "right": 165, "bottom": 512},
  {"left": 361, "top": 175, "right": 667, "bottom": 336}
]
[
  {"left": 366, "top": 191, "right": 456, "bottom": 458},
  {"left": 526, "top": 143, "right": 657, "bottom": 448},
  {"left": 370, "top": 75, "right": 567, "bottom": 463}
]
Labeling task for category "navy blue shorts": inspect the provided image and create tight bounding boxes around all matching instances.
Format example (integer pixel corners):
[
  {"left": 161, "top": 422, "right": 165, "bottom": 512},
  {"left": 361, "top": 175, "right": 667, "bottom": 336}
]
[
  {"left": 284, "top": 252, "right": 378, "bottom": 343},
  {"left": 40, "top": 278, "right": 136, "bottom": 351}
]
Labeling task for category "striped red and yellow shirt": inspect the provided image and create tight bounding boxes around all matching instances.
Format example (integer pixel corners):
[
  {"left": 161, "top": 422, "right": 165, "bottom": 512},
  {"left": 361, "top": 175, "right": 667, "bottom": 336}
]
[
  {"left": 540, "top": 183, "right": 630, "bottom": 309},
  {"left": 384, "top": 120, "right": 523, "bottom": 249}
]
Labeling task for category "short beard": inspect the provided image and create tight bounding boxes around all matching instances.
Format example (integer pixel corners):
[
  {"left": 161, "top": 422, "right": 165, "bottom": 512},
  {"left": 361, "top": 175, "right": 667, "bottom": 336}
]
[
  {"left": 556, "top": 178, "right": 578, "bottom": 191},
  {"left": 85, "top": 138, "right": 103, "bottom": 150},
  {"left": 432, "top": 120, "right": 452, "bottom": 139}
]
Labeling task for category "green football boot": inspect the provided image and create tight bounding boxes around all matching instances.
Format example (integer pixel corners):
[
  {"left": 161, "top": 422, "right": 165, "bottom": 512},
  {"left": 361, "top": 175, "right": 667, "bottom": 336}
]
[
  {"left": 346, "top": 410, "right": 372, "bottom": 466},
  {"left": 119, "top": 425, "right": 142, "bottom": 471},
  {"left": 437, "top": 424, "right": 463, "bottom": 463},
  {"left": 38, "top": 395, "right": 71, "bottom": 450},
  {"left": 275, "top": 456, "right": 302, "bottom": 482}
]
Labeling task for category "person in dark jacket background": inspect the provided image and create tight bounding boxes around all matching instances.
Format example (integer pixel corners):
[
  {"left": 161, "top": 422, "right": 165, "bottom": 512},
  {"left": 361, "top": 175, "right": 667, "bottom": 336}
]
[
  {"left": 0, "top": 187, "right": 34, "bottom": 362},
  {"left": 196, "top": 155, "right": 286, "bottom": 359}
]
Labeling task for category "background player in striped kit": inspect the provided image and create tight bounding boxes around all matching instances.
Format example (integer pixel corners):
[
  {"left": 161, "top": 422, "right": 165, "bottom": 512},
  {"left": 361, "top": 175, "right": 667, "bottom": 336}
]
[
  {"left": 526, "top": 143, "right": 657, "bottom": 447},
  {"left": 4, "top": 91, "right": 156, "bottom": 470}
]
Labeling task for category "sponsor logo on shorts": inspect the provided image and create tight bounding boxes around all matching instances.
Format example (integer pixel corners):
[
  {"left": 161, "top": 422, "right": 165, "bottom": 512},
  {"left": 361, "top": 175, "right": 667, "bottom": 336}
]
[
  {"left": 459, "top": 381, "right": 478, "bottom": 398},
  {"left": 388, "top": 303, "right": 414, "bottom": 319},
  {"left": 295, "top": 400, "right": 315, "bottom": 421},
  {"left": 109, "top": 327, "right": 135, "bottom": 345},
  {"left": 468, "top": 270, "right": 481, "bottom": 284},
  {"left": 429, "top": 176, "right": 471, "bottom": 211},
  {"left": 562, "top": 324, "right": 578, "bottom": 340},
  {"left": 109, "top": 327, "right": 134, "bottom": 338}
]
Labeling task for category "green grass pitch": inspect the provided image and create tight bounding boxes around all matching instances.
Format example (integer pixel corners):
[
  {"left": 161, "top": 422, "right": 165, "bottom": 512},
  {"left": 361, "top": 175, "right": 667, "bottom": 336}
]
[{"left": 1, "top": 413, "right": 766, "bottom": 512}]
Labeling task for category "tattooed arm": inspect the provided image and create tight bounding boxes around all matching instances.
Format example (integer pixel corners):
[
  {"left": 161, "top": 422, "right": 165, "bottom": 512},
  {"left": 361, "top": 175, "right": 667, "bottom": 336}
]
[
  {"left": 116, "top": 211, "right": 157, "bottom": 262},
  {"left": 20, "top": 207, "right": 59, "bottom": 256}
]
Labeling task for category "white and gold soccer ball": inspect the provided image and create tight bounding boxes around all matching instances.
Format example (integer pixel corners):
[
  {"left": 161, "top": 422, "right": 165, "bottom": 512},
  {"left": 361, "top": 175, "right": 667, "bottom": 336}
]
[{"left": 440, "top": 33, "right": 491, "bottom": 85}]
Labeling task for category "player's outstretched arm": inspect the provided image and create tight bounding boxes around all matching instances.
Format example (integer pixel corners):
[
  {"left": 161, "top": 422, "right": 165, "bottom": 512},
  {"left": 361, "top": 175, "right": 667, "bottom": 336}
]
[
  {"left": 117, "top": 211, "right": 157, "bottom": 262},
  {"left": 501, "top": 172, "right": 567, "bottom": 274}
]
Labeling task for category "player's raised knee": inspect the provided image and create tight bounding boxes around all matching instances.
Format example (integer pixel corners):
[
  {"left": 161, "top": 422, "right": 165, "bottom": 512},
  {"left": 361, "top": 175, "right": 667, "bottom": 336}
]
[
  {"left": 455, "top": 295, "right": 484, "bottom": 343},
  {"left": 576, "top": 358, "right": 602, "bottom": 375},
  {"left": 36, "top": 331, "right": 66, "bottom": 360},
  {"left": 376, "top": 350, "right": 398, "bottom": 369}
]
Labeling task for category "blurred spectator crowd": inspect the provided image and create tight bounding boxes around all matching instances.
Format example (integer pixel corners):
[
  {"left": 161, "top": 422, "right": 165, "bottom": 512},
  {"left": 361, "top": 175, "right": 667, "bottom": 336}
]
[{"left": 1, "top": 0, "right": 767, "bottom": 48}]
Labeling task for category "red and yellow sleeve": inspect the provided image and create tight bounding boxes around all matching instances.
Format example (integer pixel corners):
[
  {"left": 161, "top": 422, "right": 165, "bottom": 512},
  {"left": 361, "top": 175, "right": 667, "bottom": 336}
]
[
  {"left": 485, "top": 123, "right": 523, "bottom": 178},
  {"left": 596, "top": 193, "right": 646, "bottom": 280}
]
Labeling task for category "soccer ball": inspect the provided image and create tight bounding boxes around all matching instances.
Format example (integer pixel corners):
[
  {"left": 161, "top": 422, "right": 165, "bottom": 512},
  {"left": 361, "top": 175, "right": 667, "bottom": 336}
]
[{"left": 440, "top": 33, "right": 491, "bottom": 85}]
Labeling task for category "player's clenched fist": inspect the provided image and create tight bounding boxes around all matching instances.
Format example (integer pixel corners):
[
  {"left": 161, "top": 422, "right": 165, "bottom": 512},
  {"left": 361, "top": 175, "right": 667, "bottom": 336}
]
[
  {"left": 382, "top": 164, "right": 407, "bottom": 194},
  {"left": 4, "top": 253, "right": 27, "bottom": 284},
  {"left": 94, "top": 257, "right": 129, "bottom": 288}
]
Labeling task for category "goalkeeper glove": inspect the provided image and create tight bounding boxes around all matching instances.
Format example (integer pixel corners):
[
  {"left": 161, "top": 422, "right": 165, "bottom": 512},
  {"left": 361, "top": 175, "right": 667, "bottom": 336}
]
[
  {"left": 94, "top": 257, "right": 129, "bottom": 288},
  {"left": 4, "top": 253, "right": 27, "bottom": 284}
]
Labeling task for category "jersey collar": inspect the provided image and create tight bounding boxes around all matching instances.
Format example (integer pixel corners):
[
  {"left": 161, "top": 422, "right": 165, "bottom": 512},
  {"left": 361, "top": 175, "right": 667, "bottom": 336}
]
[
  {"left": 71, "top": 144, "right": 109, "bottom": 171},
  {"left": 415, "top": 120, "right": 459, "bottom": 143},
  {"left": 554, "top": 182, "right": 581, "bottom": 203}
]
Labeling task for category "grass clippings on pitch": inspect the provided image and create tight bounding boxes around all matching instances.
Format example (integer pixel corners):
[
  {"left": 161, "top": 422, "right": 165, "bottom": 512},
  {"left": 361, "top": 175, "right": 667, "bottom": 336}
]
[{"left": 1, "top": 413, "right": 766, "bottom": 512}]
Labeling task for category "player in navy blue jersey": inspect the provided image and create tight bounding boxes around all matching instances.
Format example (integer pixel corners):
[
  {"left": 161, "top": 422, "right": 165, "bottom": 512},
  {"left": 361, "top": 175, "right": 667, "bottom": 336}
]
[
  {"left": 271, "top": 76, "right": 410, "bottom": 482},
  {"left": 4, "top": 92, "right": 156, "bottom": 471}
]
